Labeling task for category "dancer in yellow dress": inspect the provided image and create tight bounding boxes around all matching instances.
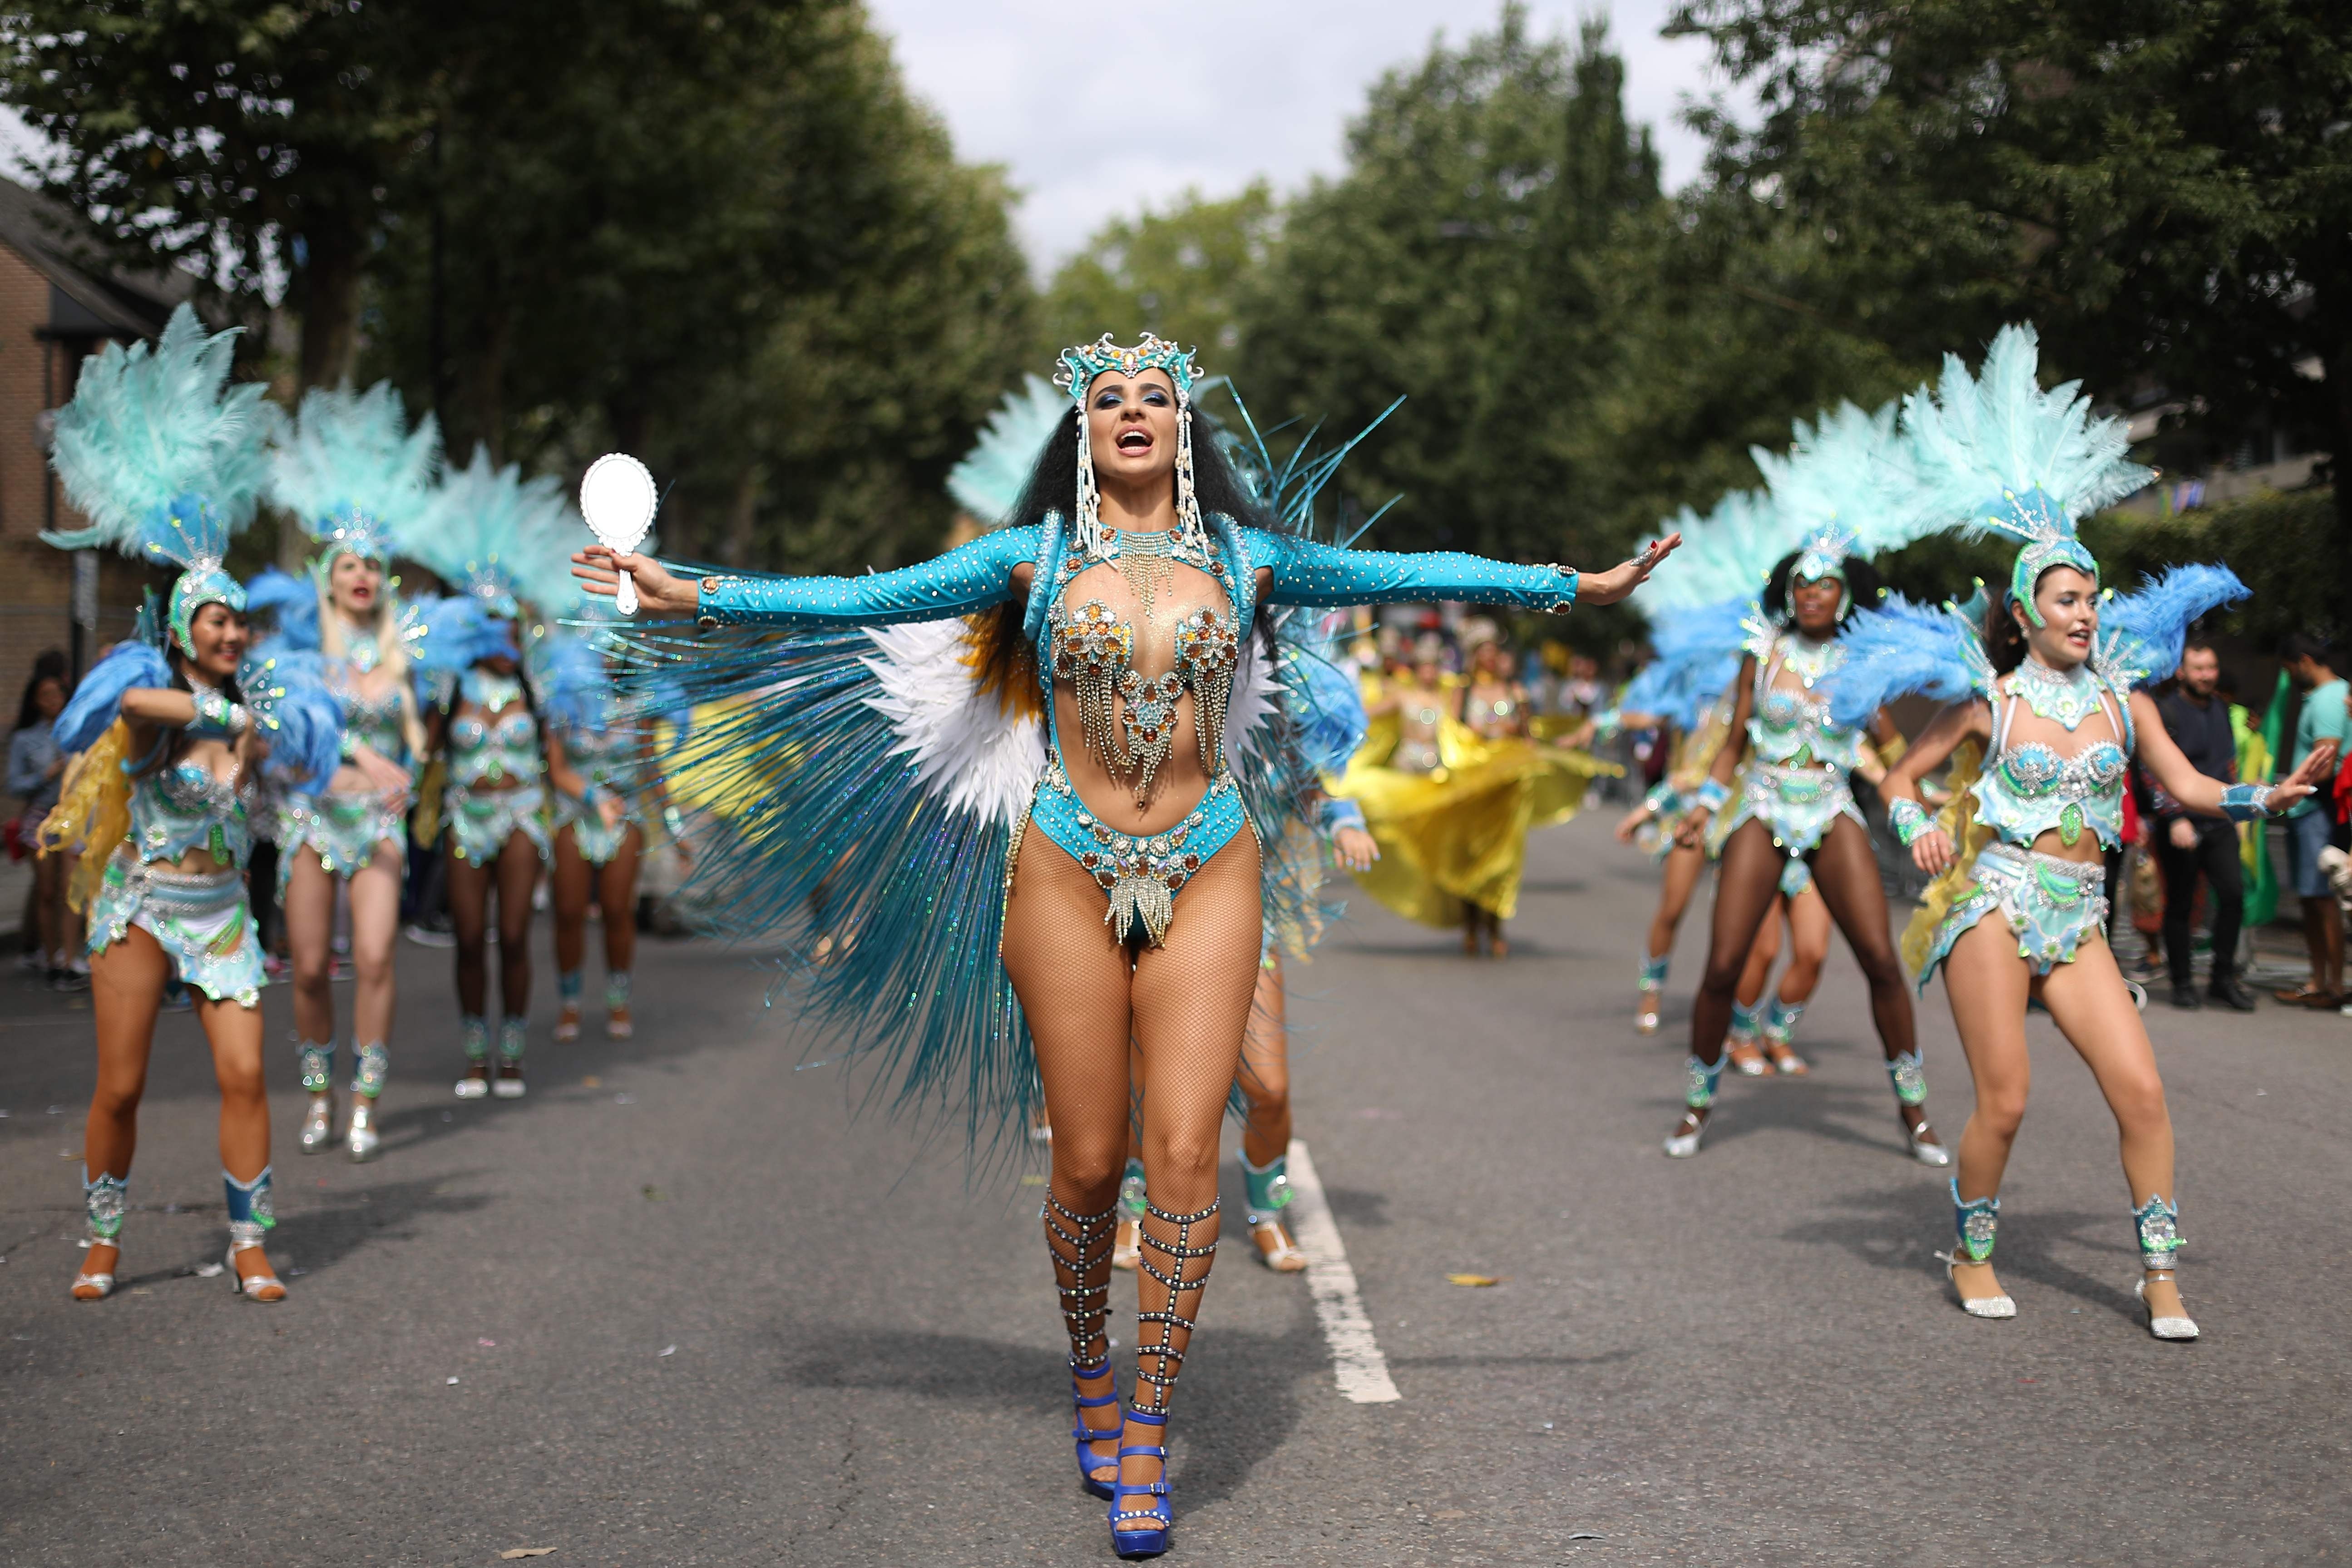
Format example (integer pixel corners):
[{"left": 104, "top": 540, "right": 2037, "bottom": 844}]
[{"left": 1341, "top": 633, "right": 1613, "bottom": 955}]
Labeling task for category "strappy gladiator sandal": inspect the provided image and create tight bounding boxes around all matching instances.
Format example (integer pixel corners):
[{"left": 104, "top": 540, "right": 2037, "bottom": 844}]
[
  {"left": 1043, "top": 1195, "right": 1120, "bottom": 1494},
  {"left": 1114, "top": 1198, "right": 1217, "bottom": 1557}
]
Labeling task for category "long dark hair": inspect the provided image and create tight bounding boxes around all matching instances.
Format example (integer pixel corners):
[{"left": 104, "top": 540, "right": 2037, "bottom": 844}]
[
  {"left": 1000, "top": 398, "right": 1273, "bottom": 537},
  {"left": 1761, "top": 551, "right": 1882, "bottom": 630},
  {"left": 14, "top": 648, "right": 67, "bottom": 732},
  {"left": 974, "top": 392, "right": 1278, "bottom": 708},
  {"left": 134, "top": 643, "right": 247, "bottom": 780}
]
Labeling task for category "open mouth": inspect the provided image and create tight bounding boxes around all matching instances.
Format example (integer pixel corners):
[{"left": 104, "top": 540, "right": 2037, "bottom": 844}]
[{"left": 1117, "top": 430, "right": 1153, "bottom": 455}]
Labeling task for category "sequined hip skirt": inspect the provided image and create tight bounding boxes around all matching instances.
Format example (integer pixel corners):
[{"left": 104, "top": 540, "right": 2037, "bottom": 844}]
[
  {"left": 445, "top": 783, "right": 551, "bottom": 865},
  {"left": 1915, "top": 842, "right": 2108, "bottom": 991},
  {"left": 87, "top": 851, "right": 263, "bottom": 1009},
  {"left": 1021, "top": 768, "right": 1252, "bottom": 947},
  {"left": 275, "top": 788, "right": 409, "bottom": 893},
  {"left": 1716, "top": 762, "right": 1863, "bottom": 856},
  {"left": 556, "top": 791, "right": 643, "bottom": 866}
]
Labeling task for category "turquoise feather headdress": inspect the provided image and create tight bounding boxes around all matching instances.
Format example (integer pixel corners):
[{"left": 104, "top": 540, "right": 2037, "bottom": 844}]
[
  {"left": 398, "top": 445, "right": 578, "bottom": 621},
  {"left": 1749, "top": 400, "right": 1926, "bottom": 618},
  {"left": 270, "top": 381, "right": 441, "bottom": 569},
  {"left": 41, "top": 303, "right": 277, "bottom": 657},
  {"left": 1899, "top": 323, "right": 2152, "bottom": 625},
  {"left": 946, "top": 375, "right": 1067, "bottom": 524}
]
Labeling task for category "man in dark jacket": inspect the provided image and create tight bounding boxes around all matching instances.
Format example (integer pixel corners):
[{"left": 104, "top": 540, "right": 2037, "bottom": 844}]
[{"left": 2151, "top": 641, "right": 2251, "bottom": 1009}]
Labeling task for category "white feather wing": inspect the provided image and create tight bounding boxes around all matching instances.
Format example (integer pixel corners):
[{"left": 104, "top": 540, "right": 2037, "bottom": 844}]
[{"left": 860, "top": 622, "right": 1044, "bottom": 827}]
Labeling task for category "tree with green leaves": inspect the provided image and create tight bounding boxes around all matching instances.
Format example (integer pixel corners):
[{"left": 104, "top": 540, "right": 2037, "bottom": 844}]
[
  {"left": 1670, "top": 0, "right": 2352, "bottom": 556},
  {"left": 0, "top": 0, "right": 434, "bottom": 389},
  {"left": 1034, "top": 181, "right": 1275, "bottom": 366}
]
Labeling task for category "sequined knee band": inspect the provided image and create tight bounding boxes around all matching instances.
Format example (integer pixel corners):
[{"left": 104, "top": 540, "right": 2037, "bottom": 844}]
[
  {"left": 1239, "top": 1152, "right": 1292, "bottom": 1224},
  {"left": 498, "top": 1017, "right": 528, "bottom": 1063},
  {"left": 297, "top": 1039, "right": 336, "bottom": 1094},
  {"left": 1683, "top": 1054, "right": 1724, "bottom": 1110},
  {"left": 461, "top": 1015, "right": 490, "bottom": 1061},
  {"left": 2131, "top": 1192, "right": 2183, "bottom": 1272},
  {"left": 605, "top": 970, "right": 632, "bottom": 1009},
  {"left": 84, "top": 1172, "right": 128, "bottom": 1245},
  {"left": 1887, "top": 1049, "right": 1929, "bottom": 1106},
  {"left": 1763, "top": 997, "right": 1805, "bottom": 1046},
  {"left": 352, "top": 1040, "right": 389, "bottom": 1098},
  {"left": 1729, "top": 1000, "right": 1762, "bottom": 1042},
  {"left": 1951, "top": 1178, "right": 1999, "bottom": 1264},
  {"left": 224, "top": 1166, "right": 275, "bottom": 1253},
  {"left": 1639, "top": 953, "right": 1670, "bottom": 989}
]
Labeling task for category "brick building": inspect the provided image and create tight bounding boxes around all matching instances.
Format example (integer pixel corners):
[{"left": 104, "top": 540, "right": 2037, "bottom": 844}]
[{"left": 0, "top": 174, "right": 185, "bottom": 694}]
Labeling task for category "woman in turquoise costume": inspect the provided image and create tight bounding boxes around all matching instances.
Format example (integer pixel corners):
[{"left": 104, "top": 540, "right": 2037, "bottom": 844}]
[
  {"left": 398, "top": 449, "right": 585, "bottom": 1099},
  {"left": 257, "top": 382, "right": 439, "bottom": 1161},
  {"left": 576, "top": 332, "right": 1676, "bottom": 1558},
  {"left": 540, "top": 624, "right": 673, "bottom": 1043},
  {"left": 1654, "top": 405, "right": 1952, "bottom": 1162},
  {"left": 1828, "top": 326, "right": 2336, "bottom": 1340},
  {"left": 35, "top": 307, "right": 338, "bottom": 1303}
]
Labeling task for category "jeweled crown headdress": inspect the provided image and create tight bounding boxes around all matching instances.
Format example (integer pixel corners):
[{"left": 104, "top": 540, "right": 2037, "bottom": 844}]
[
  {"left": 1051, "top": 332, "right": 1209, "bottom": 561},
  {"left": 41, "top": 303, "right": 277, "bottom": 658},
  {"left": 1899, "top": 323, "right": 2152, "bottom": 626},
  {"left": 269, "top": 381, "right": 441, "bottom": 573}
]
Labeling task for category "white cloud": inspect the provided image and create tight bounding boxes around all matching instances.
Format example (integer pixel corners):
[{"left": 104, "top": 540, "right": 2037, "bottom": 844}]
[{"left": 865, "top": 0, "right": 1744, "bottom": 273}]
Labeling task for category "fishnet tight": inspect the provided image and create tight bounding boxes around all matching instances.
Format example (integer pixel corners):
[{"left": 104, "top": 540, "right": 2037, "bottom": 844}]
[{"left": 1002, "top": 813, "right": 1259, "bottom": 1419}]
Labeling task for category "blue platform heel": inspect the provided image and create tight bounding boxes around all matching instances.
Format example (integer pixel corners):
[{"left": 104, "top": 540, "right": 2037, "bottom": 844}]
[
  {"left": 1109, "top": 1406, "right": 1171, "bottom": 1558},
  {"left": 1069, "top": 1357, "right": 1121, "bottom": 1499}
]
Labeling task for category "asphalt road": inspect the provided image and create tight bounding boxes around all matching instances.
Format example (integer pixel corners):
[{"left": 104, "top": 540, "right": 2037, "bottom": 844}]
[{"left": 4, "top": 815, "right": 2348, "bottom": 1566}]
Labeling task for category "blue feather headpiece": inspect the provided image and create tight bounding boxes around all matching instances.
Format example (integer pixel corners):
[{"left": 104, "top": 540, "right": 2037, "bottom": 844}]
[
  {"left": 42, "top": 304, "right": 276, "bottom": 658},
  {"left": 1900, "top": 324, "right": 2151, "bottom": 626},
  {"left": 270, "top": 381, "right": 441, "bottom": 570},
  {"left": 399, "top": 445, "right": 579, "bottom": 622},
  {"left": 1751, "top": 401, "right": 1924, "bottom": 619},
  {"left": 947, "top": 376, "right": 1067, "bottom": 524}
]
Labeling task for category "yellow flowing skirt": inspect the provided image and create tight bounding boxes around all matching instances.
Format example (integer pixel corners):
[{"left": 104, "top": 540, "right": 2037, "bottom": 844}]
[{"left": 1331, "top": 711, "right": 1618, "bottom": 925}]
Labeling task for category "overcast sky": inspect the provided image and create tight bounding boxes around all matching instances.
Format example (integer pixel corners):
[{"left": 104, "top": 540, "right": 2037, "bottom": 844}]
[
  {"left": 0, "top": 4, "right": 1739, "bottom": 280},
  {"left": 865, "top": 0, "right": 1743, "bottom": 273}
]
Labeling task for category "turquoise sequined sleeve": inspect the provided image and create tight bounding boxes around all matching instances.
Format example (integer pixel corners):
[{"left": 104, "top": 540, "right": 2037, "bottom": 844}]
[
  {"left": 1249, "top": 529, "right": 1576, "bottom": 612},
  {"left": 695, "top": 525, "right": 1038, "bottom": 629}
]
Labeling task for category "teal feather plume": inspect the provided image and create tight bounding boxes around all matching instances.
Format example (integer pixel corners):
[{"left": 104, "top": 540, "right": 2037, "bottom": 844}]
[
  {"left": 947, "top": 375, "right": 1066, "bottom": 524},
  {"left": 269, "top": 381, "right": 440, "bottom": 554},
  {"left": 1900, "top": 324, "right": 2151, "bottom": 545},
  {"left": 400, "top": 445, "right": 581, "bottom": 617},
  {"left": 1753, "top": 399, "right": 1932, "bottom": 565},
  {"left": 42, "top": 303, "right": 276, "bottom": 570}
]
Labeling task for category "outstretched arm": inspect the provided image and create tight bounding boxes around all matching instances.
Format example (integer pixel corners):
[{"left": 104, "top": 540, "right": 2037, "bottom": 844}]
[
  {"left": 574, "top": 526, "right": 1038, "bottom": 629},
  {"left": 2131, "top": 689, "right": 2332, "bottom": 822},
  {"left": 1252, "top": 533, "right": 1679, "bottom": 612}
]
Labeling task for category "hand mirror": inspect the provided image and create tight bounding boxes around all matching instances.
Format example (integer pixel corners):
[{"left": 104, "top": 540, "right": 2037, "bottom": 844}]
[{"left": 579, "top": 454, "right": 659, "bottom": 614}]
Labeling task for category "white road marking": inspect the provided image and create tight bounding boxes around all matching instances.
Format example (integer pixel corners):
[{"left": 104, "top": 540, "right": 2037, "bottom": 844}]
[{"left": 1282, "top": 1138, "right": 1400, "bottom": 1404}]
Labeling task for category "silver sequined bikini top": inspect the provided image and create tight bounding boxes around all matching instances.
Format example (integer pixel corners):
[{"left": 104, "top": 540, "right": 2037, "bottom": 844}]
[
  {"left": 449, "top": 708, "right": 540, "bottom": 789},
  {"left": 1748, "top": 632, "right": 1865, "bottom": 772},
  {"left": 333, "top": 663, "right": 409, "bottom": 767},
  {"left": 131, "top": 757, "right": 253, "bottom": 868},
  {"left": 1974, "top": 665, "right": 2132, "bottom": 851}
]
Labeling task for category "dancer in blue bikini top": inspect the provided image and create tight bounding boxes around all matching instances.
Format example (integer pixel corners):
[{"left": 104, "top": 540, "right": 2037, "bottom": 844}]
[{"left": 576, "top": 331, "right": 1679, "bottom": 1560}]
